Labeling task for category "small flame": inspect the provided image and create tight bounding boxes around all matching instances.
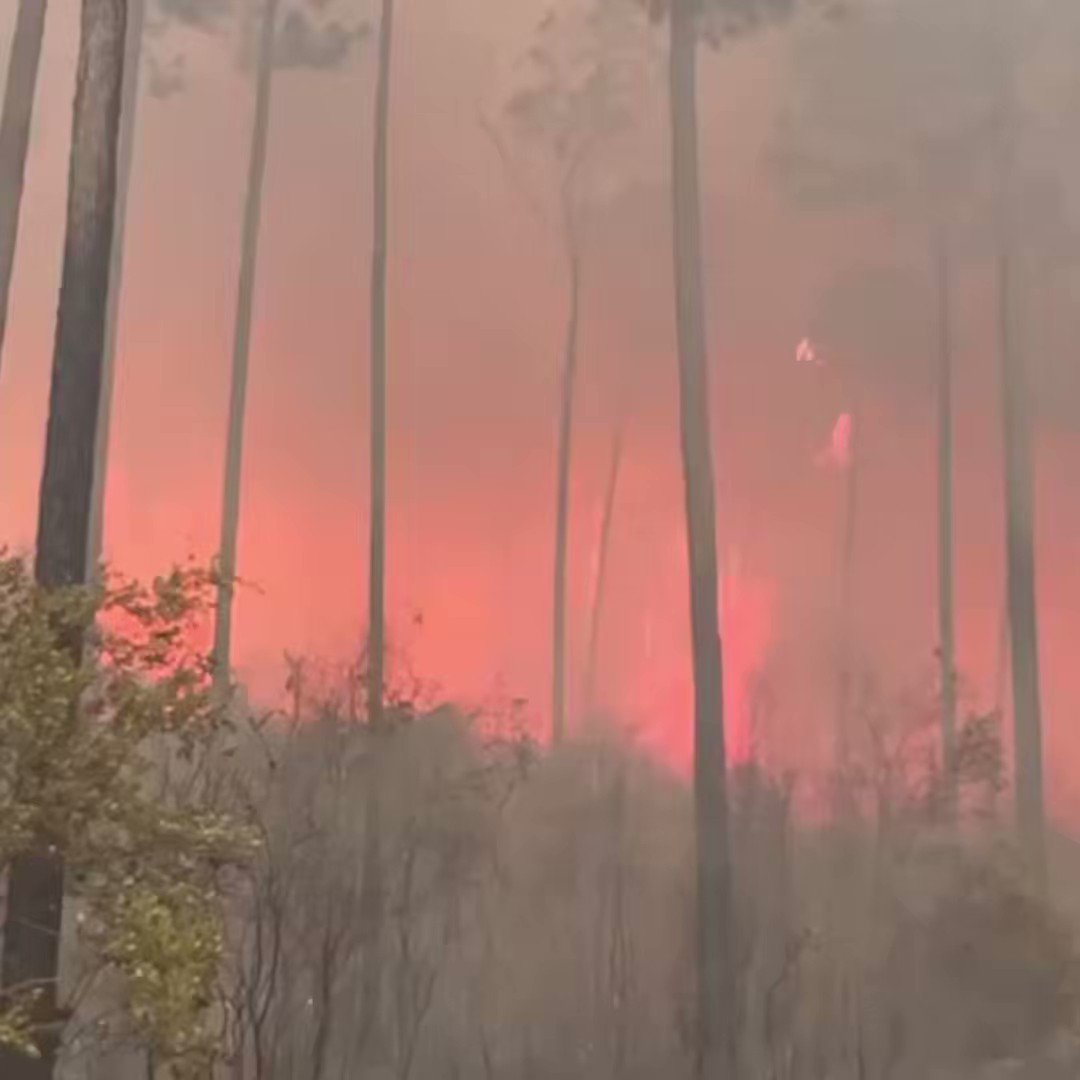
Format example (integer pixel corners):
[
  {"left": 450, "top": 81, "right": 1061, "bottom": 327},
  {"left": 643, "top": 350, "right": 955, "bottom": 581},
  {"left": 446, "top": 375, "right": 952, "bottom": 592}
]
[
  {"left": 796, "top": 337, "right": 823, "bottom": 367},
  {"left": 815, "top": 412, "right": 854, "bottom": 470}
]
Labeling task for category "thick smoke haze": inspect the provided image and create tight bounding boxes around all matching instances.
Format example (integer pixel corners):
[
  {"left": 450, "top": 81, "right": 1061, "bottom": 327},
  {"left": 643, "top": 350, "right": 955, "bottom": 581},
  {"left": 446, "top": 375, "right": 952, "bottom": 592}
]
[{"left": 1, "top": 0, "right": 1079, "bottom": 814}]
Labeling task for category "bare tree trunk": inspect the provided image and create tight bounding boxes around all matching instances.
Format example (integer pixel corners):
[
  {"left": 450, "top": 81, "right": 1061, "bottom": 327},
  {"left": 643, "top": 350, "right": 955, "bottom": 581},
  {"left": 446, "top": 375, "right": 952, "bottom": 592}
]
[
  {"left": 934, "top": 228, "right": 958, "bottom": 812},
  {"left": 366, "top": 0, "right": 394, "bottom": 736},
  {"left": 669, "top": 4, "right": 736, "bottom": 1076},
  {"left": 585, "top": 421, "right": 623, "bottom": 715},
  {"left": 552, "top": 243, "right": 581, "bottom": 744},
  {"left": 212, "top": 0, "right": 279, "bottom": 693},
  {"left": 86, "top": 0, "right": 146, "bottom": 579},
  {"left": 835, "top": 408, "right": 859, "bottom": 781},
  {"left": 0, "top": 0, "right": 48, "bottom": 368},
  {"left": 998, "top": 242, "right": 1046, "bottom": 885},
  {"left": 357, "top": 0, "right": 396, "bottom": 1063},
  {"left": 0, "top": 2, "right": 127, "bottom": 1075}
]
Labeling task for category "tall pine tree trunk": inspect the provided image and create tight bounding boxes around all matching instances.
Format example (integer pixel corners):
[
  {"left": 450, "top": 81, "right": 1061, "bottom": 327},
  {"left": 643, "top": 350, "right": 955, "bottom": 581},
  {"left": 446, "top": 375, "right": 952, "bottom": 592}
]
[
  {"left": 552, "top": 242, "right": 580, "bottom": 744},
  {"left": 365, "top": 0, "right": 395, "bottom": 736},
  {"left": 212, "top": 0, "right": 278, "bottom": 693},
  {"left": 86, "top": 0, "right": 146, "bottom": 579},
  {"left": 998, "top": 242, "right": 1046, "bottom": 885},
  {"left": 0, "top": 0, "right": 48, "bottom": 367},
  {"left": 357, "top": 0, "right": 396, "bottom": 1061},
  {"left": 669, "top": 3, "right": 736, "bottom": 1075},
  {"left": 0, "top": 2, "right": 127, "bottom": 1074},
  {"left": 585, "top": 421, "right": 623, "bottom": 714},
  {"left": 835, "top": 407, "right": 859, "bottom": 780},
  {"left": 934, "top": 228, "right": 958, "bottom": 810}
]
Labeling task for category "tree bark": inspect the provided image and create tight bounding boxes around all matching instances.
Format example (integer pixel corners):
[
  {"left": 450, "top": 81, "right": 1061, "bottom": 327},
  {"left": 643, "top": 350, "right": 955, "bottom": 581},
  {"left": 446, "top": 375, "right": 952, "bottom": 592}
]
[
  {"left": 552, "top": 243, "right": 580, "bottom": 745},
  {"left": 0, "top": 0, "right": 48, "bottom": 369},
  {"left": 998, "top": 243, "right": 1046, "bottom": 885},
  {"left": 0, "top": 1, "right": 127, "bottom": 1075},
  {"left": 357, "top": 0, "right": 396, "bottom": 1063},
  {"left": 934, "top": 228, "right": 957, "bottom": 812},
  {"left": 212, "top": 0, "right": 279, "bottom": 693},
  {"left": 668, "top": 3, "right": 736, "bottom": 1076},
  {"left": 86, "top": 0, "right": 146, "bottom": 579}
]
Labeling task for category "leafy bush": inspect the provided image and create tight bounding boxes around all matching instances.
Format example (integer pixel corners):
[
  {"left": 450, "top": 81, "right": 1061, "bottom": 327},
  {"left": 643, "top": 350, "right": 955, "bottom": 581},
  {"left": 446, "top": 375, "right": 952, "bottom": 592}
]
[{"left": 0, "top": 555, "right": 253, "bottom": 1073}]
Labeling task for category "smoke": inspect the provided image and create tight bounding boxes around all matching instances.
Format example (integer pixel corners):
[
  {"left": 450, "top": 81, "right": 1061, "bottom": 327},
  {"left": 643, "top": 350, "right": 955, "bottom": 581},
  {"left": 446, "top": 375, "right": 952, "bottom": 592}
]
[
  {"left": 147, "top": 53, "right": 187, "bottom": 99},
  {"left": 156, "top": 0, "right": 232, "bottom": 32},
  {"left": 273, "top": 7, "right": 370, "bottom": 70}
]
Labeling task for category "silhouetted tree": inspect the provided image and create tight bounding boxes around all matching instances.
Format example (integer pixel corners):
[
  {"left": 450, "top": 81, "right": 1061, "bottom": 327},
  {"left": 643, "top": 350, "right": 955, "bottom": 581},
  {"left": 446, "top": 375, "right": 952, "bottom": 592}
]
[
  {"left": 357, "top": 0, "right": 399, "bottom": 1061},
  {"left": 489, "top": 0, "right": 646, "bottom": 743},
  {"left": 0, "top": 0, "right": 128, "bottom": 1074},
  {"left": 0, "top": 0, "right": 48, "bottom": 371},
  {"left": 585, "top": 420, "right": 624, "bottom": 713},
  {"left": 87, "top": 0, "right": 146, "bottom": 580},
  {"left": 212, "top": 0, "right": 366, "bottom": 691},
  {"left": 643, "top": 0, "right": 813, "bottom": 1073},
  {"left": 213, "top": 0, "right": 280, "bottom": 695}
]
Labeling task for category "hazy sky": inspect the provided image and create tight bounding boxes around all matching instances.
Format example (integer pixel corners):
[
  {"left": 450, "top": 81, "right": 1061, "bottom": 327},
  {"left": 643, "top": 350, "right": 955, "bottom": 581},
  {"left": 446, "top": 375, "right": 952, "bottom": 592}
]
[{"left": 1, "top": 0, "right": 1079, "bottom": 819}]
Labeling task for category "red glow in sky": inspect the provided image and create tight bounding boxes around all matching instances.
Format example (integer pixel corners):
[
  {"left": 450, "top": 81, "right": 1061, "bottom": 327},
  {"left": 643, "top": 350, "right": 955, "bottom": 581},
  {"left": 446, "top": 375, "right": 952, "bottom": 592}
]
[{"left": 2, "top": 4, "right": 1080, "bottom": 819}]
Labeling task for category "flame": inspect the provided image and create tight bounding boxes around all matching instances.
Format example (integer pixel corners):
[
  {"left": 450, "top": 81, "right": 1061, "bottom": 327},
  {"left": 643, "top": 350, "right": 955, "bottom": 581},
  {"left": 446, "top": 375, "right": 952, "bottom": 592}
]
[
  {"left": 815, "top": 412, "right": 854, "bottom": 470},
  {"left": 795, "top": 337, "right": 823, "bottom": 367}
]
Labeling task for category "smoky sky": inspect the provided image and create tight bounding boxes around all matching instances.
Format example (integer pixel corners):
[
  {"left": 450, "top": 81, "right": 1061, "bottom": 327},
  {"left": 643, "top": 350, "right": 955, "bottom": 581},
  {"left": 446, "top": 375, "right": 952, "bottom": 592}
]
[{"left": 1, "top": 0, "right": 1079, "bottom": 817}]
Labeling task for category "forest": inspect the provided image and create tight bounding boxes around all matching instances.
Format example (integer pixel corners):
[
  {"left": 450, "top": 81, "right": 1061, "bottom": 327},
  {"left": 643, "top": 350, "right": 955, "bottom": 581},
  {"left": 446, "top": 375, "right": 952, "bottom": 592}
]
[{"left": 1, "top": 0, "right": 1080, "bottom": 1077}]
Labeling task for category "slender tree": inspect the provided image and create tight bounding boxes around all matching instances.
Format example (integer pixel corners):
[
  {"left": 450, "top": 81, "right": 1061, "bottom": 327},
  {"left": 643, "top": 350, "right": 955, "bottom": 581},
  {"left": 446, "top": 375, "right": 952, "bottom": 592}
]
[
  {"left": 585, "top": 421, "right": 624, "bottom": 713},
  {"left": 490, "top": 0, "right": 645, "bottom": 744},
  {"left": 356, "top": 0, "right": 397, "bottom": 1058},
  {"left": 87, "top": 0, "right": 146, "bottom": 579},
  {"left": 835, "top": 403, "right": 858, "bottom": 774},
  {"left": 206, "top": 0, "right": 364, "bottom": 688},
  {"left": 666, "top": 6, "right": 735, "bottom": 1071},
  {"left": 998, "top": 241, "right": 1046, "bottom": 885},
  {"left": 552, "top": 209, "right": 581, "bottom": 745},
  {"left": 0, "top": 1, "right": 127, "bottom": 1075},
  {"left": 366, "top": 0, "right": 394, "bottom": 738},
  {"left": 934, "top": 228, "right": 958, "bottom": 803},
  {"left": 0, "top": 0, "right": 48, "bottom": 369},
  {"left": 212, "top": 0, "right": 280, "bottom": 694},
  {"left": 647, "top": 0, "right": 819, "bottom": 1071}
]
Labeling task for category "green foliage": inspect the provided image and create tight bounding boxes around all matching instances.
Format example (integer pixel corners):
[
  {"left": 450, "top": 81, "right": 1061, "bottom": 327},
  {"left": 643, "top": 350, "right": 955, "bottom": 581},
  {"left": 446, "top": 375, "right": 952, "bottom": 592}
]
[{"left": 0, "top": 554, "right": 253, "bottom": 1069}]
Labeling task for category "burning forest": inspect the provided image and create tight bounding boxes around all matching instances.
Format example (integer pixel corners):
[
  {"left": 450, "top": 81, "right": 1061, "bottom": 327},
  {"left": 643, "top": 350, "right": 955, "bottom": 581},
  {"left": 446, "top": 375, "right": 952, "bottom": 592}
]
[{"left": 2, "top": 0, "right": 1080, "bottom": 1076}]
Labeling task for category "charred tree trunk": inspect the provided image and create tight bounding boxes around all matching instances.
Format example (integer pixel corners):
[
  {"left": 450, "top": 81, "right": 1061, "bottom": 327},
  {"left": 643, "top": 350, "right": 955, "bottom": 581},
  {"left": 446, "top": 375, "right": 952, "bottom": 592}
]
[
  {"left": 212, "top": 0, "right": 279, "bottom": 693},
  {"left": 86, "top": 0, "right": 146, "bottom": 579},
  {"left": 0, "top": 0, "right": 48, "bottom": 368},
  {"left": 998, "top": 243, "right": 1046, "bottom": 885},
  {"left": 357, "top": 0, "right": 397, "bottom": 1063},
  {"left": 552, "top": 240, "right": 581, "bottom": 745},
  {"left": 584, "top": 421, "right": 623, "bottom": 715},
  {"left": 0, "top": 1, "right": 127, "bottom": 1075},
  {"left": 669, "top": 3, "right": 736, "bottom": 1076},
  {"left": 934, "top": 229, "right": 958, "bottom": 812}
]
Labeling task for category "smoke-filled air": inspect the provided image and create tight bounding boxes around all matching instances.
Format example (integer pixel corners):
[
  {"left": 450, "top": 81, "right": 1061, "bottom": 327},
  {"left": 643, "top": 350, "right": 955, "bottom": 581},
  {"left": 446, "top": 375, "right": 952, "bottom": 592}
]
[{"left": 2, "top": 0, "right": 1080, "bottom": 1076}]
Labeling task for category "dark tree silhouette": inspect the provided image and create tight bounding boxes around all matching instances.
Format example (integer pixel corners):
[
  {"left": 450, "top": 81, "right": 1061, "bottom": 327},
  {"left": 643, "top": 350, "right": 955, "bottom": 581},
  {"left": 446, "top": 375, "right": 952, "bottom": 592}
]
[
  {"left": 0, "top": 0, "right": 128, "bottom": 1074},
  {"left": 0, "top": 0, "right": 48, "bottom": 371}
]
